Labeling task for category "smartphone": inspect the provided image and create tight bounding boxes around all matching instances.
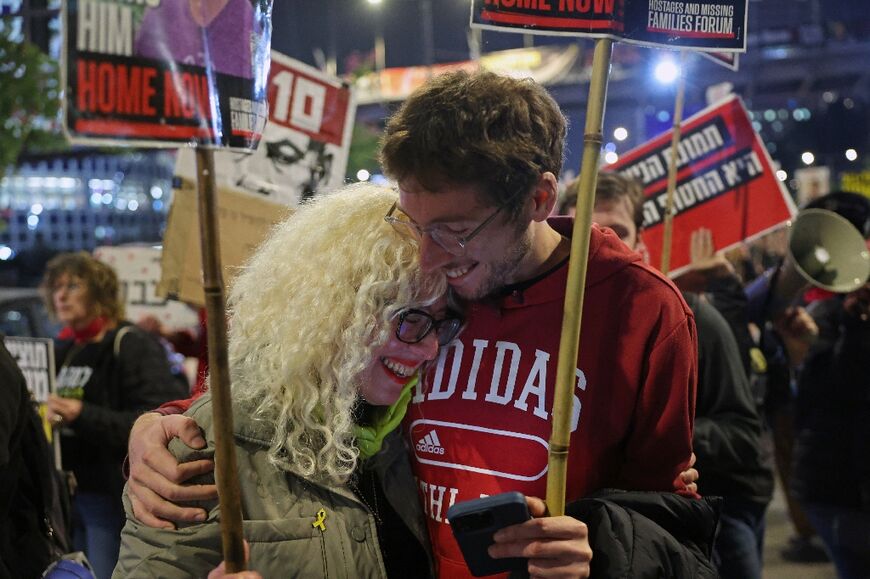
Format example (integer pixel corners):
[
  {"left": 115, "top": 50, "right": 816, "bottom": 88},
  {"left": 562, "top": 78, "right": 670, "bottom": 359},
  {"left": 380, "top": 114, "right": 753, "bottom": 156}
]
[{"left": 447, "top": 491, "right": 532, "bottom": 577}]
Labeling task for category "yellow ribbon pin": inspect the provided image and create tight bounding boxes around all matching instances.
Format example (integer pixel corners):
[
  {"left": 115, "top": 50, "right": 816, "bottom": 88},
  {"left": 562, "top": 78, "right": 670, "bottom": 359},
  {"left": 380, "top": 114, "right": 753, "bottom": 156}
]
[{"left": 312, "top": 508, "right": 327, "bottom": 532}]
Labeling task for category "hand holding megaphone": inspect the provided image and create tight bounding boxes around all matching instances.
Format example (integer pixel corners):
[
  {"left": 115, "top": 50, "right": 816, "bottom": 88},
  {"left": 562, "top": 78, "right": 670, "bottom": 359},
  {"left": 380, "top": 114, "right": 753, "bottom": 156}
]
[{"left": 772, "top": 306, "right": 819, "bottom": 366}]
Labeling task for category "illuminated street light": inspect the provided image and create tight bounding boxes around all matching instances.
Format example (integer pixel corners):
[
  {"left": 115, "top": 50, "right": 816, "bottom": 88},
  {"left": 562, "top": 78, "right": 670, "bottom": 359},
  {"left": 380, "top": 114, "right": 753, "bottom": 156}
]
[
  {"left": 613, "top": 127, "right": 628, "bottom": 141},
  {"left": 604, "top": 151, "right": 619, "bottom": 164},
  {"left": 801, "top": 151, "right": 815, "bottom": 165},
  {"left": 776, "top": 170, "right": 788, "bottom": 181},
  {"left": 357, "top": 169, "right": 371, "bottom": 182},
  {"left": 845, "top": 149, "right": 858, "bottom": 162},
  {"left": 654, "top": 59, "right": 680, "bottom": 84}
]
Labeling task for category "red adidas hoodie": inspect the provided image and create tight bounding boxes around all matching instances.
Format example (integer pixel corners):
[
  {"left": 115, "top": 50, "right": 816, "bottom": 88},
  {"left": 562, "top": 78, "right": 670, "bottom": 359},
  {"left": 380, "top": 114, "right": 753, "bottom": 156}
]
[{"left": 404, "top": 219, "right": 698, "bottom": 578}]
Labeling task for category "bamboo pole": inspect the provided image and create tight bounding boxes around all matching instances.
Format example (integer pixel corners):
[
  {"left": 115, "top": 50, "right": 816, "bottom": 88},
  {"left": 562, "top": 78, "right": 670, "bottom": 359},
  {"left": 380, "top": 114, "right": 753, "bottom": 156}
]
[
  {"left": 195, "top": 148, "right": 246, "bottom": 572},
  {"left": 659, "top": 50, "right": 687, "bottom": 275},
  {"left": 546, "top": 38, "right": 613, "bottom": 517}
]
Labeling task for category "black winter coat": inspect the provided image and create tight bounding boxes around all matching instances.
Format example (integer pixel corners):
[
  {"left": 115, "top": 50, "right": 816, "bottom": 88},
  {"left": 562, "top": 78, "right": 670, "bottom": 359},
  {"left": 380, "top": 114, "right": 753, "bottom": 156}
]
[
  {"left": 793, "top": 297, "right": 870, "bottom": 511},
  {"left": 567, "top": 490, "right": 720, "bottom": 579},
  {"left": 54, "top": 322, "right": 187, "bottom": 497},
  {"left": 0, "top": 340, "right": 69, "bottom": 579}
]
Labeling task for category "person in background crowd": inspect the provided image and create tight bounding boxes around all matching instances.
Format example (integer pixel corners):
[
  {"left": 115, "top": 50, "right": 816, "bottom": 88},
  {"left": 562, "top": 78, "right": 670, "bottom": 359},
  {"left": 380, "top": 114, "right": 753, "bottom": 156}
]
[
  {"left": 791, "top": 278, "right": 870, "bottom": 579},
  {"left": 114, "top": 184, "right": 457, "bottom": 577},
  {"left": 562, "top": 172, "right": 775, "bottom": 579},
  {"left": 40, "top": 252, "right": 187, "bottom": 579},
  {"left": 0, "top": 340, "right": 70, "bottom": 579},
  {"left": 137, "top": 305, "right": 208, "bottom": 395},
  {"left": 746, "top": 190, "right": 870, "bottom": 564},
  {"left": 776, "top": 192, "right": 870, "bottom": 577},
  {"left": 125, "top": 71, "right": 710, "bottom": 578}
]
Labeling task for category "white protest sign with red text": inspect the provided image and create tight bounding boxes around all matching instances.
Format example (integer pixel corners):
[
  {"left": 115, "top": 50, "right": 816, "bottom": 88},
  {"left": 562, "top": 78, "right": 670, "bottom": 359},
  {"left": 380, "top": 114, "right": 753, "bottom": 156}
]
[
  {"left": 175, "top": 51, "right": 356, "bottom": 206},
  {"left": 606, "top": 95, "right": 797, "bottom": 276}
]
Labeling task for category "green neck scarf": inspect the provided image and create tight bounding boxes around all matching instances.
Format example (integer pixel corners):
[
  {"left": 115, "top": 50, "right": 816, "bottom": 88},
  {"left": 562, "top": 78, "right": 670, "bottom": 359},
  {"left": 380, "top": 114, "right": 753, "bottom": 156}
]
[{"left": 354, "top": 374, "right": 418, "bottom": 459}]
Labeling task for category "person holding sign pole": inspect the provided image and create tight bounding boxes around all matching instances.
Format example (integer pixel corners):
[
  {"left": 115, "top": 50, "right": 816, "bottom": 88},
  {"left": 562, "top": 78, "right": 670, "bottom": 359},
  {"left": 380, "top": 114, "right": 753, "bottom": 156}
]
[{"left": 125, "top": 71, "right": 706, "bottom": 578}]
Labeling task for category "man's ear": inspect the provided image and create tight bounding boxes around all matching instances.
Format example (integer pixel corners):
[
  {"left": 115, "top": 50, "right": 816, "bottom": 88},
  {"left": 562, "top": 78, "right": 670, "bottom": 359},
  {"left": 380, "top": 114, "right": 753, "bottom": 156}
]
[{"left": 530, "top": 172, "right": 559, "bottom": 222}]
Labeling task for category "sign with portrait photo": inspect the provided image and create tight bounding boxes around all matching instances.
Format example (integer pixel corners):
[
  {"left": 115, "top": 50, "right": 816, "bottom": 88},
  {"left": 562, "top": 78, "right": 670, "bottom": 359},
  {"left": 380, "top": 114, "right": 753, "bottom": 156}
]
[
  {"left": 174, "top": 51, "right": 357, "bottom": 206},
  {"left": 63, "top": 0, "right": 273, "bottom": 149}
]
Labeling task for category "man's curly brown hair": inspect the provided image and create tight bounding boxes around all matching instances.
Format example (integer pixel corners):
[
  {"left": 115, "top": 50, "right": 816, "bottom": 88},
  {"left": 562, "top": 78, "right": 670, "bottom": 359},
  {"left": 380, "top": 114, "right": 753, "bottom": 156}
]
[{"left": 380, "top": 70, "right": 566, "bottom": 219}]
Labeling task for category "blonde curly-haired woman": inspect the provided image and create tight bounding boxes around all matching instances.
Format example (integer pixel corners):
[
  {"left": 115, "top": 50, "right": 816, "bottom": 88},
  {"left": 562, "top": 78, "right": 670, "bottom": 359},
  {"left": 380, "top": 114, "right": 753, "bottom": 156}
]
[{"left": 114, "top": 183, "right": 460, "bottom": 578}]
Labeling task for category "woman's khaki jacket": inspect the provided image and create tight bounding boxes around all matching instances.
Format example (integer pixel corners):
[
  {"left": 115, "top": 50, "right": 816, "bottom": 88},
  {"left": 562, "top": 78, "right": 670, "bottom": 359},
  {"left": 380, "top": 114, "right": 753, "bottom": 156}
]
[{"left": 113, "top": 394, "right": 433, "bottom": 578}]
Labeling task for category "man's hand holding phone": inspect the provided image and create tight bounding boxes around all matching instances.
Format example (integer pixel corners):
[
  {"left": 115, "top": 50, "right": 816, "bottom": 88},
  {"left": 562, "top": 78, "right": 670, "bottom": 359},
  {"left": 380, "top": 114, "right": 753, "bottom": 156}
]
[
  {"left": 449, "top": 492, "right": 592, "bottom": 578},
  {"left": 489, "top": 496, "right": 592, "bottom": 579}
]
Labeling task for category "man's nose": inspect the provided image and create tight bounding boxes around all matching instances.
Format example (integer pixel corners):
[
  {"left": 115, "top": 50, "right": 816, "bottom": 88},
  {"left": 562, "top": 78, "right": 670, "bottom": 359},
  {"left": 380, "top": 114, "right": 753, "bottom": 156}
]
[{"left": 419, "top": 234, "right": 454, "bottom": 274}]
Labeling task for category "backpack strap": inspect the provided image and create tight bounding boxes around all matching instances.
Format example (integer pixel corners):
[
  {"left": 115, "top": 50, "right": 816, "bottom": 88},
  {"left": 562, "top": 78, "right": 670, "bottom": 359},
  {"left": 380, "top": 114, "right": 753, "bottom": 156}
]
[{"left": 113, "top": 325, "right": 135, "bottom": 359}]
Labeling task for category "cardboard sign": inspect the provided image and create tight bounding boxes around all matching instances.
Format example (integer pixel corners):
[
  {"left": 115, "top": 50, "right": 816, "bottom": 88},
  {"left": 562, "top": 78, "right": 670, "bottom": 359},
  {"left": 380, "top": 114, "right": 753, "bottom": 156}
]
[
  {"left": 157, "top": 179, "right": 292, "bottom": 306},
  {"left": 471, "top": 0, "right": 748, "bottom": 52},
  {"left": 62, "top": 0, "right": 273, "bottom": 149},
  {"left": 606, "top": 95, "right": 797, "bottom": 276},
  {"left": 174, "top": 52, "right": 356, "bottom": 206},
  {"left": 93, "top": 245, "right": 199, "bottom": 330}
]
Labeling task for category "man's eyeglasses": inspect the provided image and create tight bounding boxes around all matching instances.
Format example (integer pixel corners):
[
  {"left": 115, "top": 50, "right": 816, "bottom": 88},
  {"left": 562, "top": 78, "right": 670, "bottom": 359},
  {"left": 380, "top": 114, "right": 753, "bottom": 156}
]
[
  {"left": 384, "top": 202, "right": 504, "bottom": 257},
  {"left": 395, "top": 308, "right": 463, "bottom": 347}
]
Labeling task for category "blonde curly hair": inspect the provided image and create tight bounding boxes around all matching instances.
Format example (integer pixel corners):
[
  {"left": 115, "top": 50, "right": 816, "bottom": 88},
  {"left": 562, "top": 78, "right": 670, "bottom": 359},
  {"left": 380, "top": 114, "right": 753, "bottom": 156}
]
[{"left": 227, "top": 183, "right": 445, "bottom": 483}]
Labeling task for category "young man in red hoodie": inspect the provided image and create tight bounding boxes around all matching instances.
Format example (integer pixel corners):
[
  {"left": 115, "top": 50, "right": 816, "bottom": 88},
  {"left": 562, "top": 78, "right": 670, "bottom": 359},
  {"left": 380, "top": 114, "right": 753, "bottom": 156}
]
[{"left": 128, "top": 71, "right": 701, "bottom": 578}]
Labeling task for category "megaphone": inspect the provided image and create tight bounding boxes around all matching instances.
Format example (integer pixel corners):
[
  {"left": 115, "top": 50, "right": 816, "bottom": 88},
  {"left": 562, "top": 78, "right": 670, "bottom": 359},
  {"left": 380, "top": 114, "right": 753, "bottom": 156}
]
[{"left": 746, "top": 208, "right": 870, "bottom": 324}]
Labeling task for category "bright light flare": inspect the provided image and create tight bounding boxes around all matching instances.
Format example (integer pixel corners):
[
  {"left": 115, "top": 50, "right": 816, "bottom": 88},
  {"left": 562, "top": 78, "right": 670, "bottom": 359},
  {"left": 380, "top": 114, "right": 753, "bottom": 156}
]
[{"left": 654, "top": 59, "right": 680, "bottom": 84}]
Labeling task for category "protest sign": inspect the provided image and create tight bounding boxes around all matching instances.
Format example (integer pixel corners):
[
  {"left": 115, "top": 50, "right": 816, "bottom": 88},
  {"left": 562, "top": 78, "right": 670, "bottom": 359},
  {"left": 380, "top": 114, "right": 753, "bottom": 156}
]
[
  {"left": 841, "top": 171, "right": 870, "bottom": 199},
  {"left": 157, "top": 179, "right": 292, "bottom": 307},
  {"left": 606, "top": 95, "right": 797, "bottom": 276},
  {"left": 175, "top": 51, "right": 356, "bottom": 206},
  {"left": 700, "top": 51, "right": 739, "bottom": 70},
  {"left": 354, "top": 44, "right": 580, "bottom": 104},
  {"left": 471, "top": 0, "right": 748, "bottom": 52},
  {"left": 62, "top": 0, "right": 272, "bottom": 149},
  {"left": 93, "top": 245, "right": 199, "bottom": 330},
  {"left": 5, "top": 336, "right": 56, "bottom": 440}
]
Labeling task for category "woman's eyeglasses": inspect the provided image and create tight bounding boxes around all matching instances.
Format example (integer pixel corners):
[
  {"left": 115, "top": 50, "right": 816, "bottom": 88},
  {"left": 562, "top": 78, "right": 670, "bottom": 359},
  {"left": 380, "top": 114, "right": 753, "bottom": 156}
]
[{"left": 395, "top": 308, "right": 463, "bottom": 347}]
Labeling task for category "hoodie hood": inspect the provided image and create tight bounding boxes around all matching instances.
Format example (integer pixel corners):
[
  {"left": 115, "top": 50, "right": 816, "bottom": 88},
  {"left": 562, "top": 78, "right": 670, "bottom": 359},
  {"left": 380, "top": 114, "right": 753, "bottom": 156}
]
[
  {"left": 493, "top": 217, "right": 646, "bottom": 310},
  {"left": 549, "top": 216, "right": 644, "bottom": 287}
]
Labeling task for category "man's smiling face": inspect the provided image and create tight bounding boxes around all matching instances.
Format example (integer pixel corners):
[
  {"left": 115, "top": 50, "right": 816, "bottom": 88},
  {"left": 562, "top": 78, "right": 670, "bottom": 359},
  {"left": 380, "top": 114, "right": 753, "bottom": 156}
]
[{"left": 397, "top": 177, "right": 532, "bottom": 301}]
